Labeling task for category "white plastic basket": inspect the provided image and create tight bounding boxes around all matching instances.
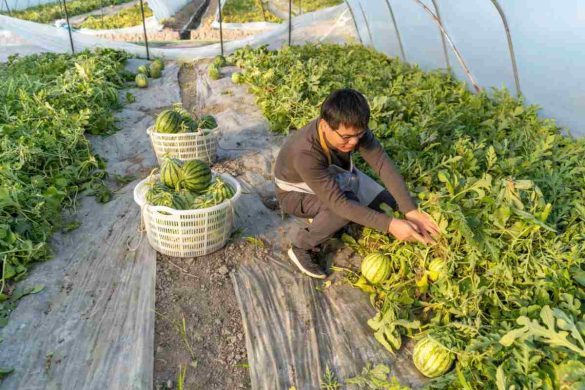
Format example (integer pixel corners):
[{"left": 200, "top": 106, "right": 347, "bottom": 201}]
[
  {"left": 147, "top": 126, "right": 220, "bottom": 165},
  {"left": 133, "top": 172, "right": 241, "bottom": 257}
]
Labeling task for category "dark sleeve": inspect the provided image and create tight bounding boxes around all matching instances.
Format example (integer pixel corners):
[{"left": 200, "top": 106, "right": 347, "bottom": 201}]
[
  {"left": 358, "top": 130, "right": 417, "bottom": 213},
  {"left": 294, "top": 150, "right": 391, "bottom": 232}
]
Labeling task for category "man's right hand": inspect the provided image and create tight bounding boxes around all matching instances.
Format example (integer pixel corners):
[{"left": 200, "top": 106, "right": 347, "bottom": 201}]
[{"left": 388, "top": 218, "right": 434, "bottom": 245}]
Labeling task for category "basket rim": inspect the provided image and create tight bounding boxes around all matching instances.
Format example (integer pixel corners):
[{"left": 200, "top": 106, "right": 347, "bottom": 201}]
[
  {"left": 147, "top": 126, "right": 219, "bottom": 138},
  {"left": 134, "top": 172, "right": 241, "bottom": 216}
]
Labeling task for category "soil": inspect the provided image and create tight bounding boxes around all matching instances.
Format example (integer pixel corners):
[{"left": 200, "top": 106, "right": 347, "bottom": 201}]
[{"left": 153, "top": 241, "right": 264, "bottom": 389}]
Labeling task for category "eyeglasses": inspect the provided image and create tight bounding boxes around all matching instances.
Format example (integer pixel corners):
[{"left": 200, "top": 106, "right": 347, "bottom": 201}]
[{"left": 334, "top": 129, "right": 366, "bottom": 142}]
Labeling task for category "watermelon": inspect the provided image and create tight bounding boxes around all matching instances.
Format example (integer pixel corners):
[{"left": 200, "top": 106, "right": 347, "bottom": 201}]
[
  {"left": 361, "top": 253, "right": 391, "bottom": 284},
  {"left": 214, "top": 55, "right": 227, "bottom": 67},
  {"left": 413, "top": 338, "right": 454, "bottom": 378},
  {"left": 172, "top": 106, "right": 198, "bottom": 133},
  {"left": 171, "top": 192, "right": 194, "bottom": 210},
  {"left": 146, "top": 182, "right": 173, "bottom": 207},
  {"left": 205, "top": 177, "right": 235, "bottom": 204},
  {"left": 137, "top": 64, "right": 150, "bottom": 76},
  {"left": 192, "top": 193, "right": 215, "bottom": 209},
  {"left": 135, "top": 73, "right": 148, "bottom": 88},
  {"left": 153, "top": 58, "right": 165, "bottom": 70},
  {"left": 154, "top": 109, "right": 183, "bottom": 133},
  {"left": 208, "top": 64, "right": 221, "bottom": 80},
  {"left": 181, "top": 160, "right": 212, "bottom": 192},
  {"left": 231, "top": 72, "right": 244, "bottom": 84},
  {"left": 160, "top": 157, "right": 183, "bottom": 190},
  {"left": 427, "top": 258, "right": 447, "bottom": 282},
  {"left": 150, "top": 65, "right": 162, "bottom": 79},
  {"left": 198, "top": 114, "right": 217, "bottom": 130}
]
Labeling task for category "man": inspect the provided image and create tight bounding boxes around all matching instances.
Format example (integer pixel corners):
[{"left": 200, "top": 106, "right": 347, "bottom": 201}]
[{"left": 274, "top": 88, "right": 440, "bottom": 279}]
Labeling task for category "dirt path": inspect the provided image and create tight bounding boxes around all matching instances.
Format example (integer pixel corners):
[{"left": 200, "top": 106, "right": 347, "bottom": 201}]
[{"left": 153, "top": 242, "right": 258, "bottom": 389}]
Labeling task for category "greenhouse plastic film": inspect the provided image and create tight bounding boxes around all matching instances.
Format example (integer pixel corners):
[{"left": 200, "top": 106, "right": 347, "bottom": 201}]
[{"left": 0, "top": 4, "right": 353, "bottom": 61}]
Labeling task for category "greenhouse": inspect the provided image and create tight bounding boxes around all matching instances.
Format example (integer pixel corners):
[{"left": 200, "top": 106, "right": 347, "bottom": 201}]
[{"left": 0, "top": 0, "right": 584, "bottom": 389}]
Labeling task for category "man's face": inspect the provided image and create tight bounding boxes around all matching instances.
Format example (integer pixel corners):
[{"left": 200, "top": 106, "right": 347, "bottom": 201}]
[{"left": 320, "top": 119, "right": 366, "bottom": 153}]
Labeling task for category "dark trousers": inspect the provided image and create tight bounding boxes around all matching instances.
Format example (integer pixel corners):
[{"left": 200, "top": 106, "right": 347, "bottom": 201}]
[{"left": 277, "top": 190, "right": 398, "bottom": 250}]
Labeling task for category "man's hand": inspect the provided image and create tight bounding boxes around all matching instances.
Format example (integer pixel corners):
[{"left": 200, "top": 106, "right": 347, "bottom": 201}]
[
  {"left": 405, "top": 210, "right": 441, "bottom": 243},
  {"left": 388, "top": 218, "right": 431, "bottom": 244}
]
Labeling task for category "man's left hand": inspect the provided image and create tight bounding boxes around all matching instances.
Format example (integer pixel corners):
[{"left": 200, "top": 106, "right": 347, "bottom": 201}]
[{"left": 405, "top": 210, "right": 441, "bottom": 244}]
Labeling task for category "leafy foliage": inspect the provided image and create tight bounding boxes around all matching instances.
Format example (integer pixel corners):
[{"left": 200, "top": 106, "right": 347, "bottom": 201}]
[
  {"left": 222, "top": 0, "right": 282, "bottom": 23},
  {"left": 79, "top": 2, "right": 153, "bottom": 30},
  {"left": 294, "top": 0, "right": 343, "bottom": 13},
  {"left": 4, "top": 0, "right": 133, "bottom": 24},
  {"left": 229, "top": 44, "right": 585, "bottom": 388},
  {"left": 0, "top": 49, "right": 129, "bottom": 301}
]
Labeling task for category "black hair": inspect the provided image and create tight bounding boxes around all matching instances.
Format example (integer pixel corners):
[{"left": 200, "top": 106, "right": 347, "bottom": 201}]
[{"left": 320, "top": 88, "right": 370, "bottom": 130}]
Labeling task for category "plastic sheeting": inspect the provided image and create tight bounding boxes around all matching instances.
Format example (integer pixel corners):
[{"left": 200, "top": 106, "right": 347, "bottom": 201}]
[
  {"left": 148, "top": 0, "right": 191, "bottom": 20},
  {"left": 0, "top": 4, "right": 352, "bottom": 61},
  {"left": 345, "top": 0, "right": 585, "bottom": 137},
  {"left": 211, "top": 0, "right": 281, "bottom": 31},
  {"left": 1, "top": 0, "right": 57, "bottom": 12},
  {"left": 78, "top": 16, "right": 162, "bottom": 36},
  {"left": 232, "top": 255, "right": 427, "bottom": 389}
]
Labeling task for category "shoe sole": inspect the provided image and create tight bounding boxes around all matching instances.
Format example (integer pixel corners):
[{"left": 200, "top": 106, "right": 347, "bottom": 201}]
[{"left": 287, "top": 248, "right": 326, "bottom": 279}]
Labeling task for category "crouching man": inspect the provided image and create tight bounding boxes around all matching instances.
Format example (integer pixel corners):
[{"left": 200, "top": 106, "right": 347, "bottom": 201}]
[{"left": 274, "top": 88, "right": 440, "bottom": 279}]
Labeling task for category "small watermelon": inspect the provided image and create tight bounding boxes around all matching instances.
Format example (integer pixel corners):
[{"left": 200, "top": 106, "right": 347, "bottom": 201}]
[
  {"left": 214, "top": 55, "right": 227, "bottom": 67},
  {"left": 427, "top": 258, "right": 447, "bottom": 282},
  {"left": 135, "top": 73, "right": 148, "bottom": 88},
  {"left": 208, "top": 64, "right": 221, "bottom": 80},
  {"left": 231, "top": 72, "right": 244, "bottom": 84},
  {"left": 160, "top": 157, "right": 183, "bottom": 190},
  {"left": 146, "top": 182, "right": 174, "bottom": 207},
  {"left": 171, "top": 191, "right": 194, "bottom": 210},
  {"left": 192, "top": 193, "right": 215, "bottom": 209},
  {"left": 198, "top": 114, "right": 217, "bottom": 130},
  {"left": 361, "top": 253, "right": 391, "bottom": 284},
  {"left": 153, "top": 58, "right": 165, "bottom": 70},
  {"left": 154, "top": 109, "right": 183, "bottom": 134},
  {"left": 137, "top": 64, "right": 150, "bottom": 76},
  {"left": 204, "top": 177, "right": 234, "bottom": 204},
  {"left": 413, "top": 338, "right": 454, "bottom": 378},
  {"left": 172, "top": 106, "right": 197, "bottom": 133},
  {"left": 150, "top": 65, "right": 162, "bottom": 79},
  {"left": 181, "top": 160, "right": 212, "bottom": 192}
]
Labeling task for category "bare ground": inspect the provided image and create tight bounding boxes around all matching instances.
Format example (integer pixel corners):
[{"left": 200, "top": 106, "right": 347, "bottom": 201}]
[{"left": 153, "top": 240, "right": 263, "bottom": 389}]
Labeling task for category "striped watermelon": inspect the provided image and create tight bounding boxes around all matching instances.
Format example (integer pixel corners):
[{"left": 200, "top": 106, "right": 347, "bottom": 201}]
[
  {"left": 172, "top": 192, "right": 194, "bottom": 210},
  {"left": 154, "top": 110, "right": 183, "bottom": 133},
  {"left": 137, "top": 64, "right": 150, "bottom": 76},
  {"left": 413, "top": 338, "right": 454, "bottom": 378},
  {"left": 427, "top": 258, "right": 447, "bottom": 281},
  {"left": 146, "top": 182, "right": 173, "bottom": 207},
  {"left": 172, "top": 106, "right": 197, "bottom": 133},
  {"left": 208, "top": 64, "right": 221, "bottom": 80},
  {"left": 153, "top": 58, "right": 165, "bottom": 70},
  {"left": 214, "top": 55, "right": 227, "bottom": 67},
  {"left": 150, "top": 65, "right": 162, "bottom": 79},
  {"left": 160, "top": 157, "right": 183, "bottom": 190},
  {"left": 181, "top": 160, "right": 211, "bottom": 192},
  {"left": 135, "top": 73, "right": 148, "bottom": 88},
  {"left": 198, "top": 114, "right": 217, "bottom": 130},
  {"left": 361, "top": 253, "right": 391, "bottom": 284},
  {"left": 205, "top": 177, "right": 234, "bottom": 204}
]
